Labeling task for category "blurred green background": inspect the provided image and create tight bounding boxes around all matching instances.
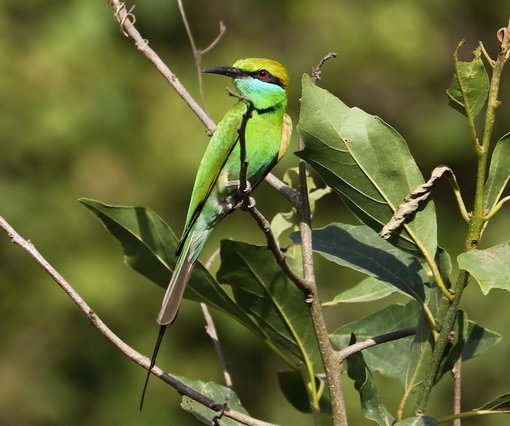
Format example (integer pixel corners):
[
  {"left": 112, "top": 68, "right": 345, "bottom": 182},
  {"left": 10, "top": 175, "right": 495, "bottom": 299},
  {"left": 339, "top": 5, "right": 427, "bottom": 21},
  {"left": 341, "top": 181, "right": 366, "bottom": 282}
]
[{"left": 1, "top": 1, "right": 510, "bottom": 425}]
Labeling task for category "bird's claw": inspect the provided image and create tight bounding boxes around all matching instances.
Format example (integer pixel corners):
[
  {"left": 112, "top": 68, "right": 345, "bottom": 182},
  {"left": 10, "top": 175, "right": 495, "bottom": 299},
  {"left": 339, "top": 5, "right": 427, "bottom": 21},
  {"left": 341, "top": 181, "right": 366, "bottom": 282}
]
[{"left": 240, "top": 196, "right": 256, "bottom": 210}]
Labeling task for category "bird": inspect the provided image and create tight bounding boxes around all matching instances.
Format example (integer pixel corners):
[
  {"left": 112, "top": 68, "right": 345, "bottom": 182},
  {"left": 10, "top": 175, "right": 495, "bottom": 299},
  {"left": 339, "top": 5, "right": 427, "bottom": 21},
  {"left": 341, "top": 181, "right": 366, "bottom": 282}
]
[{"left": 140, "top": 58, "right": 292, "bottom": 408}]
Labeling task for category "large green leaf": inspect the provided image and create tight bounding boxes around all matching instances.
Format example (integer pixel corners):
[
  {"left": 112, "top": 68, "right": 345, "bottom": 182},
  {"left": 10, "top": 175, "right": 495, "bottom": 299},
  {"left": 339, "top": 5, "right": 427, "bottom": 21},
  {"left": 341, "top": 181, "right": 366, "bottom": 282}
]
[
  {"left": 176, "top": 376, "right": 249, "bottom": 426},
  {"left": 293, "top": 223, "right": 428, "bottom": 303},
  {"left": 346, "top": 334, "right": 394, "bottom": 426},
  {"left": 446, "top": 44, "right": 489, "bottom": 118},
  {"left": 217, "top": 240, "right": 319, "bottom": 365},
  {"left": 79, "top": 199, "right": 259, "bottom": 331},
  {"left": 457, "top": 241, "right": 510, "bottom": 295},
  {"left": 484, "top": 132, "right": 510, "bottom": 213},
  {"left": 331, "top": 302, "right": 420, "bottom": 383},
  {"left": 297, "top": 74, "right": 437, "bottom": 257}
]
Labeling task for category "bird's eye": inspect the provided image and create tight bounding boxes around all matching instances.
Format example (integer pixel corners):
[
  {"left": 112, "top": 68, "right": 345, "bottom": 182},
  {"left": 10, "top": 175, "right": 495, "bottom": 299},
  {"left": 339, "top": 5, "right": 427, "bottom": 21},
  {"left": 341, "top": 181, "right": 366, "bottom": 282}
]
[{"left": 257, "top": 69, "right": 269, "bottom": 78}]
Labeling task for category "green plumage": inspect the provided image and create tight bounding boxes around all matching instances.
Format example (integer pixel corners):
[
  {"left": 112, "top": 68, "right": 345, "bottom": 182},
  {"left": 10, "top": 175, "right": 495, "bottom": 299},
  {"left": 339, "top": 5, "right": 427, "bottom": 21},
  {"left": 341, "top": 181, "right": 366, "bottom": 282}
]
[{"left": 157, "top": 58, "right": 292, "bottom": 325}]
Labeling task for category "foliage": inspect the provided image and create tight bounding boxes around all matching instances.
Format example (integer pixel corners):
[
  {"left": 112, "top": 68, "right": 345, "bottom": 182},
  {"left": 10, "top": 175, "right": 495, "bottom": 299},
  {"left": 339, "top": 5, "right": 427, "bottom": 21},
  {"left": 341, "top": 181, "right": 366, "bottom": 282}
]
[{"left": 2, "top": 2, "right": 510, "bottom": 426}]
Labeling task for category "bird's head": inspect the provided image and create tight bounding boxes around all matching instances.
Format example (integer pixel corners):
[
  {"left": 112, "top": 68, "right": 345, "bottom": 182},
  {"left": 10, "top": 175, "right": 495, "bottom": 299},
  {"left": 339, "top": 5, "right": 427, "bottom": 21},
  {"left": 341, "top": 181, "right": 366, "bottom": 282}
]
[{"left": 204, "top": 58, "right": 288, "bottom": 111}]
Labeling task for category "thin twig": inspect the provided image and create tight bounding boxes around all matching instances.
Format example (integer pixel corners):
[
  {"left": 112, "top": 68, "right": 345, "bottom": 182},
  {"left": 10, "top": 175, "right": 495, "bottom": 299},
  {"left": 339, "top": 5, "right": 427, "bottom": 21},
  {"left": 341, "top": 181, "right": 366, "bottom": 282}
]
[
  {"left": 337, "top": 327, "right": 416, "bottom": 361},
  {"left": 452, "top": 359, "right": 462, "bottom": 426},
  {"left": 246, "top": 206, "right": 312, "bottom": 293},
  {"left": 177, "top": 0, "right": 226, "bottom": 111},
  {"left": 201, "top": 248, "right": 233, "bottom": 388},
  {"left": 0, "top": 215, "right": 277, "bottom": 426}
]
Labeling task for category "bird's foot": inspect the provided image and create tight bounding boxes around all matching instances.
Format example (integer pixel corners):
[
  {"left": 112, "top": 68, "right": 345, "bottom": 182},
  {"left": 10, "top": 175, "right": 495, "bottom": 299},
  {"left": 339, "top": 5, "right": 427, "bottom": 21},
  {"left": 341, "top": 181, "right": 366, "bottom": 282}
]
[
  {"left": 240, "top": 196, "right": 256, "bottom": 210},
  {"left": 228, "top": 179, "right": 252, "bottom": 197}
]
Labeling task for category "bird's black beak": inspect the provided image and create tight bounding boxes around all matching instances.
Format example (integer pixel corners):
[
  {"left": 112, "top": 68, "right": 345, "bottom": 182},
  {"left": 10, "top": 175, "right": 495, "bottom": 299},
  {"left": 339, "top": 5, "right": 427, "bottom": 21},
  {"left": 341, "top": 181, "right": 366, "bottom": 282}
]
[{"left": 203, "top": 66, "right": 246, "bottom": 78}]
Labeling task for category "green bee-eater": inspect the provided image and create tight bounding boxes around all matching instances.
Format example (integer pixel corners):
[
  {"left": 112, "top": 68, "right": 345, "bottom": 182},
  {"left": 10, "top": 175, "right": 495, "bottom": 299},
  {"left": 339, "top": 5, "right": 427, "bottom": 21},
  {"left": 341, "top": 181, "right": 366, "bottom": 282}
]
[{"left": 141, "top": 58, "right": 291, "bottom": 406}]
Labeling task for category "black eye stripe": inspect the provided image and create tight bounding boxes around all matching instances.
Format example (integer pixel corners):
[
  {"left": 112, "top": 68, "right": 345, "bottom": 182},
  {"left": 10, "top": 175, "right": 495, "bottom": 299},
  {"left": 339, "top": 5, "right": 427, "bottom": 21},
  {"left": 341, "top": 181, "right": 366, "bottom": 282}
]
[{"left": 249, "top": 70, "right": 284, "bottom": 88}]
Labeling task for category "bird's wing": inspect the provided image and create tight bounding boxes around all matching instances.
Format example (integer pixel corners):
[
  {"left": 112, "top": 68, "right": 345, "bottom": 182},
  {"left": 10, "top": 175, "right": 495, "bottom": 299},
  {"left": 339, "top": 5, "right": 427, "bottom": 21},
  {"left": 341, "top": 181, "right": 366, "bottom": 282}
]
[
  {"left": 177, "top": 101, "right": 245, "bottom": 252},
  {"left": 277, "top": 113, "right": 292, "bottom": 161}
]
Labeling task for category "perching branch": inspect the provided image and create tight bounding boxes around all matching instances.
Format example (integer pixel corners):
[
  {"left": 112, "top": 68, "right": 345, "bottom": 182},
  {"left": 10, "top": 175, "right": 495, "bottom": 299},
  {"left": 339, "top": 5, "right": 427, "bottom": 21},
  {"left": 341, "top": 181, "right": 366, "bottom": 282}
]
[
  {"left": 0, "top": 215, "right": 277, "bottom": 426},
  {"left": 337, "top": 327, "right": 416, "bottom": 362}
]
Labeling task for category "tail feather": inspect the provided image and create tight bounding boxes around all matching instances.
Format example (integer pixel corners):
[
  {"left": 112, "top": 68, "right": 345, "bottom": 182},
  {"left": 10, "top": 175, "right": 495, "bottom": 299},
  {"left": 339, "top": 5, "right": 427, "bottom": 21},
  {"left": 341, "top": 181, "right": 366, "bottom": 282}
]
[
  {"left": 157, "top": 226, "right": 211, "bottom": 325},
  {"left": 157, "top": 239, "right": 195, "bottom": 325}
]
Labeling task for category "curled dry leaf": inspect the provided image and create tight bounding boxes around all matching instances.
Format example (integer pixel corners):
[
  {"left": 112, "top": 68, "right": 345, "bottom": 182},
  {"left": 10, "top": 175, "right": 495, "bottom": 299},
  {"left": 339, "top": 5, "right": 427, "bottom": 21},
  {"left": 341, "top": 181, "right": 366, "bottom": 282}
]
[{"left": 380, "top": 166, "right": 454, "bottom": 240}]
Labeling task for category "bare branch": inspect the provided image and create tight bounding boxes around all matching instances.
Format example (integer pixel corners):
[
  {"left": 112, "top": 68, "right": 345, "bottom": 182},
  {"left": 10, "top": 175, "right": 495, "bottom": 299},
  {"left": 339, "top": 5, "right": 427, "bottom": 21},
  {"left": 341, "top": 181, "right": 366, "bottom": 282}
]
[
  {"left": 201, "top": 248, "right": 233, "bottom": 388},
  {"left": 108, "top": 0, "right": 217, "bottom": 134},
  {"left": 452, "top": 359, "right": 462, "bottom": 426},
  {"left": 311, "top": 52, "right": 338, "bottom": 82},
  {"left": 246, "top": 205, "right": 312, "bottom": 293},
  {"left": 177, "top": 0, "right": 226, "bottom": 111},
  {"left": 337, "top": 327, "right": 416, "bottom": 362},
  {"left": 0, "top": 215, "right": 277, "bottom": 426}
]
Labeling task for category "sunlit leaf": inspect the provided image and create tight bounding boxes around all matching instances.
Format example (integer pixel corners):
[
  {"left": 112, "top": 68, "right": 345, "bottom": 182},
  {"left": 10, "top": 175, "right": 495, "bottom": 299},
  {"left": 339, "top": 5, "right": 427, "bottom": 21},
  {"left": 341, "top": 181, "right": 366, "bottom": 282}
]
[
  {"left": 297, "top": 74, "right": 437, "bottom": 256},
  {"left": 446, "top": 43, "right": 489, "bottom": 118},
  {"left": 293, "top": 223, "right": 428, "bottom": 302},
  {"left": 346, "top": 334, "right": 394, "bottom": 426},
  {"left": 324, "top": 276, "right": 396, "bottom": 306},
  {"left": 177, "top": 376, "right": 248, "bottom": 426},
  {"left": 457, "top": 241, "right": 510, "bottom": 295},
  {"left": 484, "top": 132, "right": 510, "bottom": 213}
]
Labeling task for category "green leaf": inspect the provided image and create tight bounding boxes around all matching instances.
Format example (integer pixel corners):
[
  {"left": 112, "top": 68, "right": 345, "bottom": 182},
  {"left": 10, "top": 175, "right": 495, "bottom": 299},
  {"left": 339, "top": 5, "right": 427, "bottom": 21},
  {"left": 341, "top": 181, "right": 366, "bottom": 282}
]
[
  {"left": 277, "top": 370, "right": 331, "bottom": 414},
  {"left": 477, "top": 392, "right": 510, "bottom": 411},
  {"left": 463, "top": 320, "right": 501, "bottom": 360},
  {"left": 484, "top": 132, "right": 510, "bottom": 213},
  {"left": 293, "top": 223, "right": 428, "bottom": 302},
  {"left": 446, "top": 43, "right": 489, "bottom": 118},
  {"left": 324, "top": 276, "right": 396, "bottom": 306},
  {"left": 217, "top": 240, "right": 319, "bottom": 365},
  {"left": 457, "top": 241, "right": 510, "bottom": 295},
  {"left": 79, "top": 199, "right": 259, "bottom": 331},
  {"left": 176, "top": 376, "right": 249, "bottom": 426},
  {"left": 346, "top": 334, "right": 394, "bottom": 426},
  {"left": 331, "top": 302, "right": 420, "bottom": 383},
  {"left": 297, "top": 74, "right": 437, "bottom": 256},
  {"left": 393, "top": 416, "right": 438, "bottom": 426}
]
